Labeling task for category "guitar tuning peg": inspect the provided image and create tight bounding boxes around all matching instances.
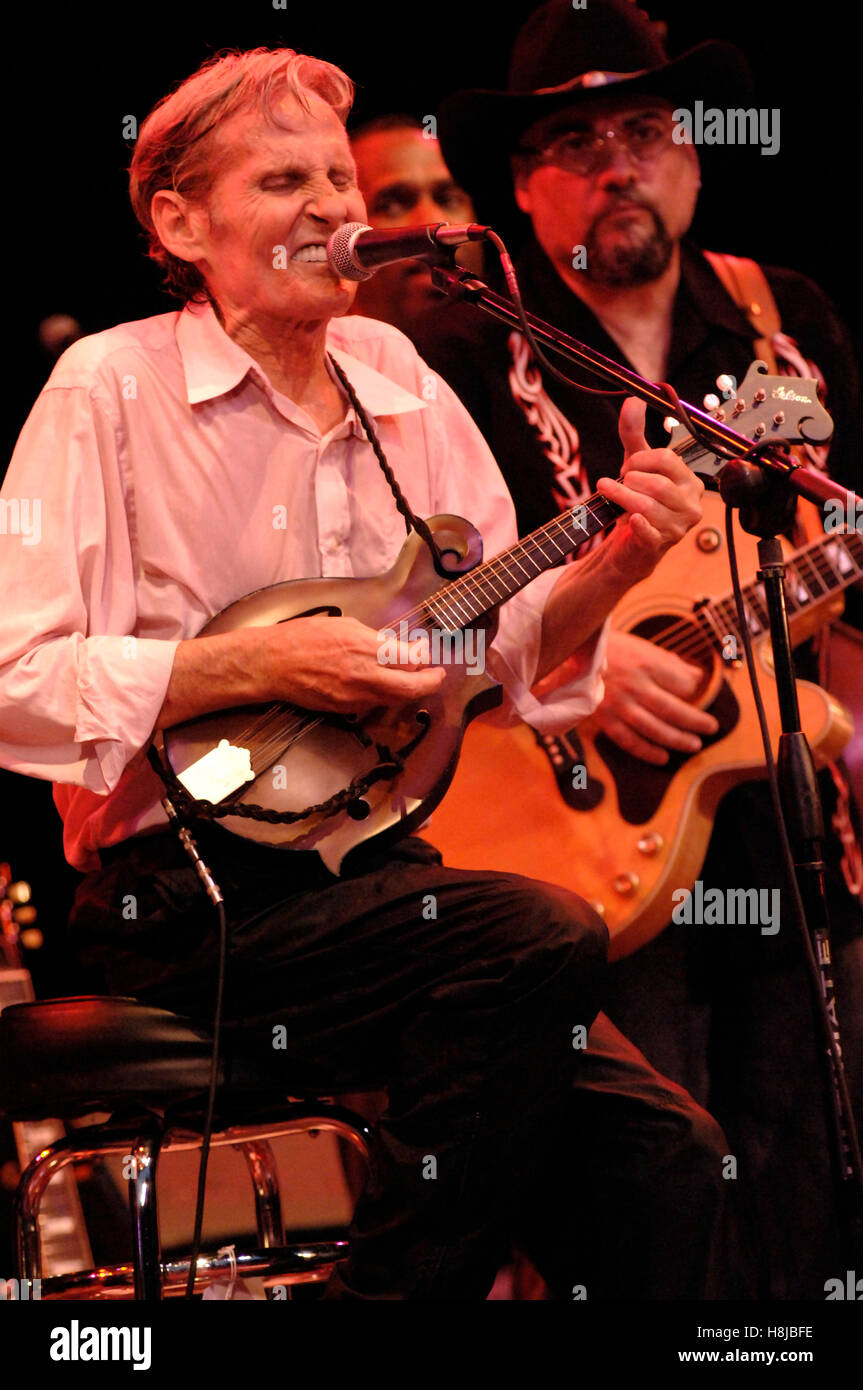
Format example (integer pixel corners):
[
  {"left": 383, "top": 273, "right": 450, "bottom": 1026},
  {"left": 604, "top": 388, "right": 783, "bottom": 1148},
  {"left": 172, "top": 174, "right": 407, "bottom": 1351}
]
[
  {"left": 703, "top": 393, "right": 721, "bottom": 412},
  {"left": 6, "top": 880, "right": 31, "bottom": 905},
  {"left": 663, "top": 416, "right": 679, "bottom": 433},
  {"left": 716, "top": 374, "right": 737, "bottom": 398}
]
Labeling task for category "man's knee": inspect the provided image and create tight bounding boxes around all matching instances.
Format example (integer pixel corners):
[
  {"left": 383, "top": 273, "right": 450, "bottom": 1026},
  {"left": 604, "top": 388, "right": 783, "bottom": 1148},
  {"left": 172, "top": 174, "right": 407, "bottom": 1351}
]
[{"left": 476, "top": 874, "right": 608, "bottom": 984}]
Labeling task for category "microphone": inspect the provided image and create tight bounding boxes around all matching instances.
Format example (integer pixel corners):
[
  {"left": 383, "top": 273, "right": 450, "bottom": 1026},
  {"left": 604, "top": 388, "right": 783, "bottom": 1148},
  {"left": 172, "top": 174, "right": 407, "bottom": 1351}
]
[{"left": 327, "top": 221, "right": 490, "bottom": 282}]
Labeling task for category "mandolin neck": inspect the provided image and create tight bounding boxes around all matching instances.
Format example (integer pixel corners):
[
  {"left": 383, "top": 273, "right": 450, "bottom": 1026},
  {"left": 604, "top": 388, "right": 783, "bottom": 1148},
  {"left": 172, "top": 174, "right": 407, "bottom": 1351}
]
[{"left": 416, "top": 492, "right": 623, "bottom": 632}]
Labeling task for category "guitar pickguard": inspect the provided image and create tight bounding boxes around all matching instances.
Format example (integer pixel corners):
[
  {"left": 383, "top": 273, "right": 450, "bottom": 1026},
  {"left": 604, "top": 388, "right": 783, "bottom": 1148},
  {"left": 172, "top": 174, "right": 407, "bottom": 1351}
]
[{"left": 593, "top": 679, "right": 740, "bottom": 825}]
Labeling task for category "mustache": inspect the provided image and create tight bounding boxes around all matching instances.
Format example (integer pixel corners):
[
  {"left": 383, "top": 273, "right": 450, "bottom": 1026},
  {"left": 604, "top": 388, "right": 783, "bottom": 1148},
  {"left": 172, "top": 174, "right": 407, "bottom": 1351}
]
[{"left": 594, "top": 192, "right": 657, "bottom": 218}]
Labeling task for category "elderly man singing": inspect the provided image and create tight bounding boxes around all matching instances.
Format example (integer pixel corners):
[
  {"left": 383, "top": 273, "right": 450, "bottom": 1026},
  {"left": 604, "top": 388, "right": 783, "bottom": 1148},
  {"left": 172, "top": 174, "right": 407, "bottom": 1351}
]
[{"left": 0, "top": 47, "right": 742, "bottom": 1300}]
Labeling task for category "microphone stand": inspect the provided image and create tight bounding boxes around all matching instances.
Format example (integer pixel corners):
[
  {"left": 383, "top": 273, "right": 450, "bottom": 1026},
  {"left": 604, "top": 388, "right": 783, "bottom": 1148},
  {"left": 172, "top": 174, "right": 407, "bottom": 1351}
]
[{"left": 431, "top": 261, "right": 863, "bottom": 1250}]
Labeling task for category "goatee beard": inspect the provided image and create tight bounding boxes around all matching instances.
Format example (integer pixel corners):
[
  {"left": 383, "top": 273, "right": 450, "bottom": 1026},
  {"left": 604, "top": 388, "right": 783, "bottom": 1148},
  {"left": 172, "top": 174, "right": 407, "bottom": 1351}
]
[{"left": 584, "top": 205, "right": 674, "bottom": 288}]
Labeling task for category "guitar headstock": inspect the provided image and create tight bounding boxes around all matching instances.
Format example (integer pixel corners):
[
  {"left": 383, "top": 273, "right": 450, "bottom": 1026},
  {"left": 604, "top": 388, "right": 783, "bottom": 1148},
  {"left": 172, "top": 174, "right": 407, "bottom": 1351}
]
[{"left": 666, "top": 360, "right": 834, "bottom": 486}]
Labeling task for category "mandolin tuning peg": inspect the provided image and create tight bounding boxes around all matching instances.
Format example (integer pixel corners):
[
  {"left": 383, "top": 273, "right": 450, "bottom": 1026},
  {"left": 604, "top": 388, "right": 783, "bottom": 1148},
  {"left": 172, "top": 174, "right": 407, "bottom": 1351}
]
[
  {"left": 703, "top": 393, "right": 721, "bottom": 412},
  {"left": 6, "top": 880, "right": 31, "bottom": 905},
  {"left": 716, "top": 374, "right": 737, "bottom": 398},
  {"left": 663, "top": 416, "right": 679, "bottom": 433}
]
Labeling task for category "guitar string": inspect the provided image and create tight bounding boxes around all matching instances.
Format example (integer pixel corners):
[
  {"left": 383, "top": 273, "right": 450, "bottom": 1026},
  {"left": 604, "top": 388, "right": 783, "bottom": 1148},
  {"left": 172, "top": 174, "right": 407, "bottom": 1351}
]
[{"left": 618, "top": 529, "right": 863, "bottom": 664}]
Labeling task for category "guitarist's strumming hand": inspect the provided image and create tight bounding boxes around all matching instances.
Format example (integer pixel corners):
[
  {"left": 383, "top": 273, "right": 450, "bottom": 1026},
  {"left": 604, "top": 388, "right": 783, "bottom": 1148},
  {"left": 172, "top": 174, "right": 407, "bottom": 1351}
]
[
  {"left": 594, "top": 630, "right": 720, "bottom": 766},
  {"left": 595, "top": 397, "right": 705, "bottom": 584}
]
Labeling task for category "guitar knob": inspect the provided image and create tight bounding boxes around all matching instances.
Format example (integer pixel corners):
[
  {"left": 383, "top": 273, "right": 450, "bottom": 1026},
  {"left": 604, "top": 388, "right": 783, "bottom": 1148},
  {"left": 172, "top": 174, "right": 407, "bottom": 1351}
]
[
  {"left": 695, "top": 527, "right": 722, "bottom": 553},
  {"left": 613, "top": 872, "right": 640, "bottom": 896},
  {"left": 703, "top": 393, "right": 721, "bottom": 412},
  {"left": 636, "top": 832, "right": 664, "bottom": 855}
]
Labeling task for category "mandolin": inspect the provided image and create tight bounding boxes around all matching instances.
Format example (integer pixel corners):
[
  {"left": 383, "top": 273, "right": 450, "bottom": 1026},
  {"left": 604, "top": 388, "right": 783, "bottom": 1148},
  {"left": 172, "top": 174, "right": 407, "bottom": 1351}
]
[{"left": 159, "top": 363, "right": 833, "bottom": 875}]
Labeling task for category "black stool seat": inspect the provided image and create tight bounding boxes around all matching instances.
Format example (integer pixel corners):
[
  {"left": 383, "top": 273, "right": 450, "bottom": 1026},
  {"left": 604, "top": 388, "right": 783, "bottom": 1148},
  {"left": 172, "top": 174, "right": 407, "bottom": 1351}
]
[{"left": 0, "top": 996, "right": 274, "bottom": 1119}]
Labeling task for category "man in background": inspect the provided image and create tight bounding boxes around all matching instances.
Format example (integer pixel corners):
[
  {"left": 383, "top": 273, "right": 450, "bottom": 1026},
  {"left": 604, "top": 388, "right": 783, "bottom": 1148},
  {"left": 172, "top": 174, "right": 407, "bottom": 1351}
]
[{"left": 350, "top": 114, "right": 483, "bottom": 335}]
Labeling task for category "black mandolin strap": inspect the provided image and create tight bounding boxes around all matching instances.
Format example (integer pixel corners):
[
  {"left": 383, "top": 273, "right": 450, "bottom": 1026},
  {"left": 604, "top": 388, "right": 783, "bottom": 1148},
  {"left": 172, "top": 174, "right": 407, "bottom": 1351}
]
[{"left": 327, "top": 354, "right": 447, "bottom": 573}]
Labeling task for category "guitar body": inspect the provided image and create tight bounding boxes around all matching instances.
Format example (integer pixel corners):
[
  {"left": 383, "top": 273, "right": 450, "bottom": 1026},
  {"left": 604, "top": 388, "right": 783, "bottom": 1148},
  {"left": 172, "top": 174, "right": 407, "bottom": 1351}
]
[
  {"left": 163, "top": 516, "right": 500, "bottom": 874},
  {"left": 426, "top": 495, "right": 854, "bottom": 960}
]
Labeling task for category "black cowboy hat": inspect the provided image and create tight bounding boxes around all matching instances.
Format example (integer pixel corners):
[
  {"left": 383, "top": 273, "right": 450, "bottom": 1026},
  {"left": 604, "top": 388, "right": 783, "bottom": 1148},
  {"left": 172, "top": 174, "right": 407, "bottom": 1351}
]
[{"left": 438, "top": 0, "right": 753, "bottom": 205}]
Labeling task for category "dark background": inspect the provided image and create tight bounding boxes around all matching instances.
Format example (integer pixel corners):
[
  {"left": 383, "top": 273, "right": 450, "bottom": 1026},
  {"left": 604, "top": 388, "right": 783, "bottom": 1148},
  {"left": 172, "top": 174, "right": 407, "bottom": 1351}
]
[{"left": 1, "top": 0, "right": 858, "bottom": 988}]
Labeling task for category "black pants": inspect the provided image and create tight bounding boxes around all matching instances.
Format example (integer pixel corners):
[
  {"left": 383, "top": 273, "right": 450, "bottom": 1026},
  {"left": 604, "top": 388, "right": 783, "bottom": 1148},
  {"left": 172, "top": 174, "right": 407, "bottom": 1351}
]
[{"left": 71, "top": 822, "right": 747, "bottom": 1300}]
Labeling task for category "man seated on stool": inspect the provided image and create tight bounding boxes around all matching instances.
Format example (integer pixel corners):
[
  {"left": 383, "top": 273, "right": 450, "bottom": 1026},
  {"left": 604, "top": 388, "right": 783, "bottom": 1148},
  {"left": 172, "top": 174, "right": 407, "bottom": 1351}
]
[{"left": 0, "top": 45, "right": 744, "bottom": 1299}]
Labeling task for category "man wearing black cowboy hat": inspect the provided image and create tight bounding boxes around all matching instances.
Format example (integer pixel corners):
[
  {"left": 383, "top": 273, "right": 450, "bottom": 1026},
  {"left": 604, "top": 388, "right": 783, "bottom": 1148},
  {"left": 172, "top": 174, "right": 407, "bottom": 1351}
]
[{"left": 415, "top": 0, "right": 863, "bottom": 1299}]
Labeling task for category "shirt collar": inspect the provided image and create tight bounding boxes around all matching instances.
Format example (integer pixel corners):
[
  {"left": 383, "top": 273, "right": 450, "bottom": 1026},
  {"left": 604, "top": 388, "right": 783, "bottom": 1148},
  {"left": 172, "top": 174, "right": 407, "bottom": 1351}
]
[{"left": 176, "top": 299, "right": 426, "bottom": 418}]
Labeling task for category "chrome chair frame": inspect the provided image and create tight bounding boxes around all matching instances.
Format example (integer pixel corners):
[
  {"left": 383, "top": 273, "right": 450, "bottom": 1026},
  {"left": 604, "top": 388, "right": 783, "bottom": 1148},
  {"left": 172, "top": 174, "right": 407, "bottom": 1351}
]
[{"left": 15, "top": 1102, "right": 372, "bottom": 1300}]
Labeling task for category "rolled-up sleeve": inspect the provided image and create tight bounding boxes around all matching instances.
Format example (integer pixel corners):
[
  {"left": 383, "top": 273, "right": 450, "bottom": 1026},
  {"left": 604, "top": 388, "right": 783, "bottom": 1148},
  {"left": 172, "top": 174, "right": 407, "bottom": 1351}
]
[
  {"left": 0, "top": 377, "right": 178, "bottom": 794},
  {"left": 419, "top": 366, "right": 608, "bottom": 732}
]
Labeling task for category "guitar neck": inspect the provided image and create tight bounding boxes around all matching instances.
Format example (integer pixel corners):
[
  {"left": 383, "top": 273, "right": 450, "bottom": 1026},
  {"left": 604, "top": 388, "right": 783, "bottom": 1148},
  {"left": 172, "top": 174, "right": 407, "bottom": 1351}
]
[{"left": 703, "top": 527, "right": 863, "bottom": 646}]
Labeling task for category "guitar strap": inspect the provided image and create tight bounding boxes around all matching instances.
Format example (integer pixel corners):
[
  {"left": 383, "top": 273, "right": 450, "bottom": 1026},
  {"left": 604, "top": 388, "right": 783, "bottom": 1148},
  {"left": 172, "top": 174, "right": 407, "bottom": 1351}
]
[{"left": 705, "top": 250, "right": 863, "bottom": 898}]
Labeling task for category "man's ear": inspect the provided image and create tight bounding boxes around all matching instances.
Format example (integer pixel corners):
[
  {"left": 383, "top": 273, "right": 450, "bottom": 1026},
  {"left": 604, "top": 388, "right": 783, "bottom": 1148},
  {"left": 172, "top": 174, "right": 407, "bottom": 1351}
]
[{"left": 150, "top": 189, "right": 209, "bottom": 269}]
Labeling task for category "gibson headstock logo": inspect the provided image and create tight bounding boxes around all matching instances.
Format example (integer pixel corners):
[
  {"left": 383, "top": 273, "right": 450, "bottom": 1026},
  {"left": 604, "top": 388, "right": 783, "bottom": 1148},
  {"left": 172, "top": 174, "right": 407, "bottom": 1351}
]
[{"left": 772, "top": 385, "right": 812, "bottom": 404}]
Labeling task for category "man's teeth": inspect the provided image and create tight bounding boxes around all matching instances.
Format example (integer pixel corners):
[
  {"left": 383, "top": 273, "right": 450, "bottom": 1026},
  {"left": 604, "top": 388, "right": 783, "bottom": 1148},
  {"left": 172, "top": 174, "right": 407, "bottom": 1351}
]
[{"left": 292, "top": 245, "right": 328, "bottom": 262}]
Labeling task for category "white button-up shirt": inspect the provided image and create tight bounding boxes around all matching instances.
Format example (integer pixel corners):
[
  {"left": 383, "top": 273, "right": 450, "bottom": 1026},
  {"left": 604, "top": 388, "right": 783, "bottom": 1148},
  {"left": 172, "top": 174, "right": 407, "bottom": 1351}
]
[{"left": 0, "top": 302, "right": 607, "bottom": 871}]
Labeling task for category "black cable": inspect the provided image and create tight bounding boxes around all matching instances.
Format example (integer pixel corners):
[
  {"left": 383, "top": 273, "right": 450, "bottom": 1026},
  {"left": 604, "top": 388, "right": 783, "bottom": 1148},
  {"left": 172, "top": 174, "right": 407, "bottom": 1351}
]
[
  {"left": 484, "top": 230, "right": 627, "bottom": 401},
  {"left": 483, "top": 231, "right": 795, "bottom": 473},
  {"left": 182, "top": 893, "right": 228, "bottom": 1299}
]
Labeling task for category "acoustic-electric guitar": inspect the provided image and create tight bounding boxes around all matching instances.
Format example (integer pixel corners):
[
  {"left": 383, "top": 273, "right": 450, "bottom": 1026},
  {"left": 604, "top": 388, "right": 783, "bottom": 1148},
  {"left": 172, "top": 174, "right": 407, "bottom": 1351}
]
[
  {"left": 427, "top": 487, "right": 861, "bottom": 960},
  {"left": 160, "top": 362, "right": 834, "bottom": 884}
]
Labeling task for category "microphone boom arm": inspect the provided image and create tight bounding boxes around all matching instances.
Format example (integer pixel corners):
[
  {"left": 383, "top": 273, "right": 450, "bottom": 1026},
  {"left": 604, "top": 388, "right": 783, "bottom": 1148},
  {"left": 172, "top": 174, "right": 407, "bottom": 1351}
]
[{"left": 429, "top": 263, "right": 859, "bottom": 516}]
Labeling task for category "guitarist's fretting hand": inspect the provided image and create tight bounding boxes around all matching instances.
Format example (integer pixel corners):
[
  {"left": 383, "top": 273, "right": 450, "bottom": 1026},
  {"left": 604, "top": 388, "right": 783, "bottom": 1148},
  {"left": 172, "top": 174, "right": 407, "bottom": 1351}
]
[{"left": 595, "top": 630, "right": 720, "bottom": 766}]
